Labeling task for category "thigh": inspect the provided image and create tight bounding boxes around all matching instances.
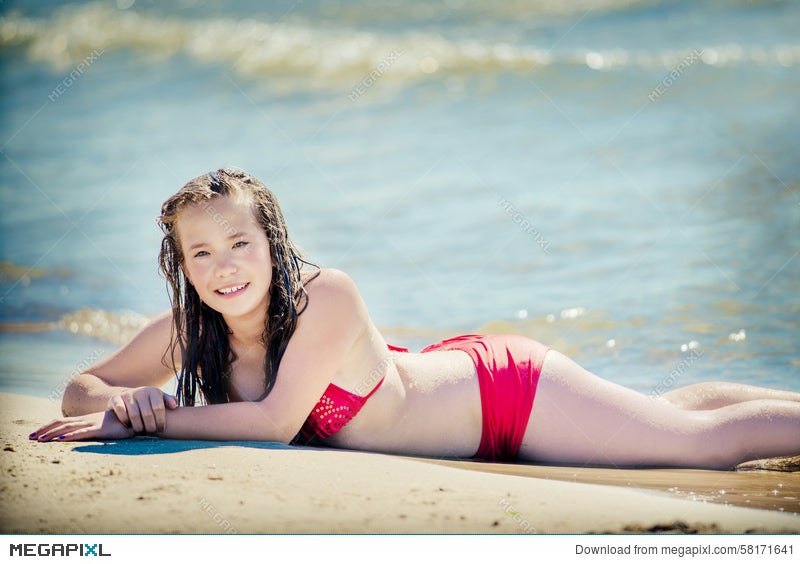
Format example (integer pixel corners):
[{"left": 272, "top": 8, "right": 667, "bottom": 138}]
[{"left": 519, "top": 350, "right": 703, "bottom": 467}]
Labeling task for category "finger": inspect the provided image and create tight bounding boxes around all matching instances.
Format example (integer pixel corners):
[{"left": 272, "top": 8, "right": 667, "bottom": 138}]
[
  {"left": 37, "top": 421, "right": 92, "bottom": 442},
  {"left": 126, "top": 399, "right": 144, "bottom": 433},
  {"left": 141, "top": 395, "right": 159, "bottom": 434},
  {"left": 147, "top": 389, "right": 166, "bottom": 431},
  {"left": 163, "top": 393, "right": 178, "bottom": 410},
  {"left": 55, "top": 424, "right": 100, "bottom": 442},
  {"left": 30, "top": 419, "right": 73, "bottom": 440},
  {"left": 108, "top": 396, "right": 131, "bottom": 427},
  {"left": 58, "top": 412, "right": 135, "bottom": 442},
  {"left": 150, "top": 395, "right": 167, "bottom": 433},
  {"left": 29, "top": 424, "right": 52, "bottom": 440}
]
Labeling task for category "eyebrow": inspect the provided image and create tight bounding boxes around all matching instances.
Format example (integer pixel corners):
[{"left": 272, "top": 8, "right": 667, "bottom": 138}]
[{"left": 186, "top": 231, "right": 250, "bottom": 252}]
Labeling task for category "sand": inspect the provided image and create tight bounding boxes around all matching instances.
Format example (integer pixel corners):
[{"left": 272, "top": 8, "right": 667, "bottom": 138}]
[{"left": 1, "top": 393, "right": 798, "bottom": 534}]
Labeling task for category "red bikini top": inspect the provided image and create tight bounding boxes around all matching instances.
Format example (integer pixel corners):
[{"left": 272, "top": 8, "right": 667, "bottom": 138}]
[{"left": 299, "top": 344, "right": 408, "bottom": 441}]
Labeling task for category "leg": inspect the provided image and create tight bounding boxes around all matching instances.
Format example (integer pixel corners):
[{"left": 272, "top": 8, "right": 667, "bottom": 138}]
[
  {"left": 518, "top": 350, "right": 800, "bottom": 469},
  {"left": 659, "top": 381, "right": 800, "bottom": 410}
]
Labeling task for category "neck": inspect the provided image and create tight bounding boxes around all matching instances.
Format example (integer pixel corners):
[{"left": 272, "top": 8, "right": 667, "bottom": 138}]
[{"left": 224, "top": 311, "right": 267, "bottom": 348}]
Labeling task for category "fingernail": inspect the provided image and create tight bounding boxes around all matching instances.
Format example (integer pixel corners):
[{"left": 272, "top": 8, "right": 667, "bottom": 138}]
[
  {"left": 58, "top": 435, "right": 66, "bottom": 440},
  {"left": 29, "top": 432, "right": 37, "bottom": 438}
]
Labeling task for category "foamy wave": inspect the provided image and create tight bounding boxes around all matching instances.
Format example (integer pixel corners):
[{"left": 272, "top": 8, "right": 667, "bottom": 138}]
[
  {"left": 0, "top": 261, "right": 72, "bottom": 286},
  {"left": 58, "top": 309, "right": 151, "bottom": 345},
  {"left": 0, "top": 3, "right": 555, "bottom": 79},
  {"left": 0, "top": 308, "right": 151, "bottom": 345},
  {"left": 1, "top": 2, "right": 797, "bottom": 87}
]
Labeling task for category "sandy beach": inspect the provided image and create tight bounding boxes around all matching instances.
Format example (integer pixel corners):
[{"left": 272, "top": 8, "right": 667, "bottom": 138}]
[{"left": 1, "top": 393, "right": 798, "bottom": 535}]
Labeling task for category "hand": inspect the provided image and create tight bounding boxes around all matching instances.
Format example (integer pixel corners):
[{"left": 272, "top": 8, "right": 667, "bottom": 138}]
[
  {"left": 30, "top": 410, "right": 136, "bottom": 442},
  {"left": 107, "top": 387, "right": 178, "bottom": 434}
]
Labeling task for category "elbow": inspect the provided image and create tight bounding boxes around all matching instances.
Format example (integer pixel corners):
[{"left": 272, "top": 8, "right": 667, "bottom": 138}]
[
  {"left": 267, "top": 426, "right": 297, "bottom": 445},
  {"left": 250, "top": 402, "right": 301, "bottom": 445},
  {"left": 60, "top": 378, "right": 81, "bottom": 416},
  {"left": 245, "top": 429, "right": 294, "bottom": 445},
  {"left": 60, "top": 374, "right": 93, "bottom": 417}
]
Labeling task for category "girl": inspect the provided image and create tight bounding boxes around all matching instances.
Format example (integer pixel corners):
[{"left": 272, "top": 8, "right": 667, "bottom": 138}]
[{"left": 30, "top": 168, "right": 800, "bottom": 469}]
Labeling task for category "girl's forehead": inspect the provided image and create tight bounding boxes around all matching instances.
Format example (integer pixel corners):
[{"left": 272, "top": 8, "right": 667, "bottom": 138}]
[
  {"left": 176, "top": 194, "right": 259, "bottom": 237},
  {"left": 182, "top": 194, "right": 252, "bottom": 219}
]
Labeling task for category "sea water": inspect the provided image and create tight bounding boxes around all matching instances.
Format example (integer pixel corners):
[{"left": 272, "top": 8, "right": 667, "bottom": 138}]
[{"left": 1, "top": 0, "right": 798, "bottom": 398}]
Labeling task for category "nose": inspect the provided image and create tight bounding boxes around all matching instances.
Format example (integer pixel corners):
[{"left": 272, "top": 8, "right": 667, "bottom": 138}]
[{"left": 214, "top": 251, "right": 237, "bottom": 278}]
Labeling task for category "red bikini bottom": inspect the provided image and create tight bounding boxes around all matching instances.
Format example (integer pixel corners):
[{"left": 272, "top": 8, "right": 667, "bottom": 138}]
[{"left": 421, "top": 334, "right": 550, "bottom": 461}]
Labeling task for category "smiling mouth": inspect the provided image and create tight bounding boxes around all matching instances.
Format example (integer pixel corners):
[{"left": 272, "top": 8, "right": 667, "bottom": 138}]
[{"left": 215, "top": 283, "right": 249, "bottom": 296}]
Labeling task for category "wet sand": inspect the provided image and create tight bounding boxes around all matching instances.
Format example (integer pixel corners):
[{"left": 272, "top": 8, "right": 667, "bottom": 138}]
[{"left": 417, "top": 458, "right": 800, "bottom": 514}]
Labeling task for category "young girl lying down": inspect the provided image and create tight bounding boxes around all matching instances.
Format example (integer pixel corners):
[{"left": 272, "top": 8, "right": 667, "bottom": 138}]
[{"left": 31, "top": 168, "right": 800, "bottom": 469}]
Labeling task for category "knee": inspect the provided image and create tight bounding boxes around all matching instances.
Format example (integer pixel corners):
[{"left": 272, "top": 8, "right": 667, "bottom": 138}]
[
  {"left": 661, "top": 382, "right": 727, "bottom": 411},
  {"left": 688, "top": 438, "right": 738, "bottom": 469},
  {"left": 655, "top": 412, "right": 735, "bottom": 469},
  {"left": 681, "top": 413, "right": 749, "bottom": 470}
]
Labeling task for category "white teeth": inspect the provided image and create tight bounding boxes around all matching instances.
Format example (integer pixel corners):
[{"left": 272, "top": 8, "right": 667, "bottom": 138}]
[{"left": 218, "top": 284, "right": 246, "bottom": 295}]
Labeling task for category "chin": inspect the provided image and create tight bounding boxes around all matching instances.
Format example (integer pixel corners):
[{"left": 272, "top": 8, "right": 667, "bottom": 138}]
[{"left": 213, "top": 293, "right": 269, "bottom": 319}]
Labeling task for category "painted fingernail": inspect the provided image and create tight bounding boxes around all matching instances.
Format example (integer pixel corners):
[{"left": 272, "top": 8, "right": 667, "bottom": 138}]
[
  {"left": 29, "top": 432, "right": 37, "bottom": 438},
  {"left": 58, "top": 435, "right": 66, "bottom": 440}
]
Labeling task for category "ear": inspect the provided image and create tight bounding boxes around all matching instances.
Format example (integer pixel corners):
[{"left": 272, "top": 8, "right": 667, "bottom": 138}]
[{"left": 181, "top": 263, "right": 192, "bottom": 286}]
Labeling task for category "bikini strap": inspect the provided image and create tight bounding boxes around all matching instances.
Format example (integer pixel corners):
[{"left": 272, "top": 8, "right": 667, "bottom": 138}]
[{"left": 362, "top": 377, "right": 385, "bottom": 400}]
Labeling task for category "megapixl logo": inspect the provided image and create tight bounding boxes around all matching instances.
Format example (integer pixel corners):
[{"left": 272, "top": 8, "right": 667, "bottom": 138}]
[{"left": 9, "top": 543, "right": 111, "bottom": 557}]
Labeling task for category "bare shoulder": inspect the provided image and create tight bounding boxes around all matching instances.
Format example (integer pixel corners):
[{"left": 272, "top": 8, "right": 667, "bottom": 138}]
[
  {"left": 262, "top": 270, "right": 372, "bottom": 433},
  {"left": 305, "top": 267, "right": 357, "bottom": 290},
  {"left": 299, "top": 268, "right": 369, "bottom": 328},
  {"left": 304, "top": 268, "right": 362, "bottom": 304}
]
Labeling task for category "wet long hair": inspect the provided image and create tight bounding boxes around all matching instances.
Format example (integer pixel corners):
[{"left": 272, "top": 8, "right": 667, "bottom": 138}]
[{"left": 157, "top": 167, "right": 318, "bottom": 406}]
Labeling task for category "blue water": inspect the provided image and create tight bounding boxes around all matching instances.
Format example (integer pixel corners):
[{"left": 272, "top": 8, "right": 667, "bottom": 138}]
[{"left": 1, "top": 0, "right": 799, "bottom": 399}]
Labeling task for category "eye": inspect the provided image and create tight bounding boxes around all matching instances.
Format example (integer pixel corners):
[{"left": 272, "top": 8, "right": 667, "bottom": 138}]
[
  {"left": 194, "top": 250, "right": 209, "bottom": 258},
  {"left": 233, "top": 241, "right": 249, "bottom": 249}
]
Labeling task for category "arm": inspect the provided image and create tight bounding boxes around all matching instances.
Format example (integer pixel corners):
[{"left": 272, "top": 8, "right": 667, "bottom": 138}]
[
  {"left": 53, "top": 310, "right": 180, "bottom": 436},
  {"left": 160, "top": 269, "right": 366, "bottom": 442},
  {"left": 37, "top": 269, "right": 367, "bottom": 444},
  {"left": 154, "top": 402, "right": 295, "bottom": 442},
  {"left": 62, "top": 310, "right": 177, "bottom": 416}
]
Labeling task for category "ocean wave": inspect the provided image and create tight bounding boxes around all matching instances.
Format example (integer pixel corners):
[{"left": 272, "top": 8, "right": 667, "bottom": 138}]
[
  {"left": 0, "top": 304, "right": 784, "bottom": 380},
  {"left": 1, "top": 303, "right": 601, "bottom": 351},
  {"left": 1, "top": 2, "right": 797, "bottom": 87},
  {"left": 58, "top": 308, "right": 151, "bottom": 345},
  {"left": 0, "top": 261, "right": 72, "bottom": 286},
  {"left": 294, "top": 0, "right": 659, "bottom": 24},
  {"left": 0, "top": 308, "right": 151, "bottom": 346}
]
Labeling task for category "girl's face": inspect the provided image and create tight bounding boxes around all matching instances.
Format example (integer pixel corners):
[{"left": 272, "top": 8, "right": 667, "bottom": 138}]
[{"left": 177, "top": 194, "right": 273, "bottom": 323}]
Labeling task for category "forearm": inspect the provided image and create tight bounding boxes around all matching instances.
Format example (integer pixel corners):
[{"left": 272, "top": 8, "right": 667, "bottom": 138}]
[
  {"left": 156, "top": 402, "right": 296, "bottom": 443},
  {"left": 61, "top": 373, "right": 129, "bottom": 417}
]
